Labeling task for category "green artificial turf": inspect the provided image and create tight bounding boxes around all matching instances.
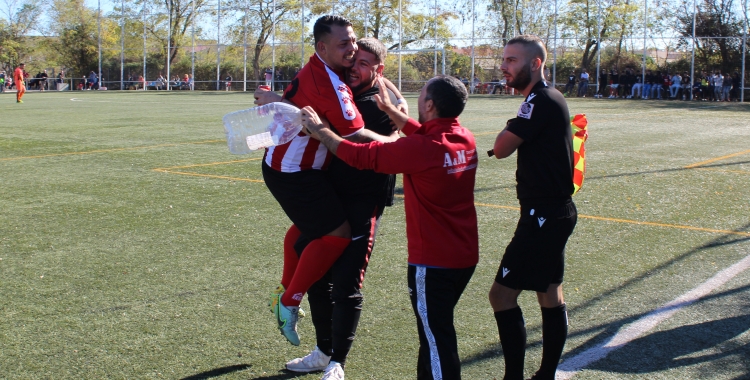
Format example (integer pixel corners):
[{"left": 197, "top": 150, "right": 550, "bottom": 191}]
[{"left": 1, "top": 90, "right": 749, "bottom": 379}]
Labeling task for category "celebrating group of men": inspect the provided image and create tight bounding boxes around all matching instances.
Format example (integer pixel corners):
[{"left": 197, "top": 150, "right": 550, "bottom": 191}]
[{"left": 254, "top": 15, "right": 577, "bottom": 380}]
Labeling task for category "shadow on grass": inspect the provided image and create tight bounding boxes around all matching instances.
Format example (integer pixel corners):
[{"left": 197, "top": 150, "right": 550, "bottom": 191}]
[
  {"left": 584, "top": 159, "right": 750, "bottom": 182},
  {"left": 180, "top": 364, "right": 251, "bottom": 379},
  {"left": 461, "top": 223, "right": 750, "bottom": 372},
  {"left": 589, "top": 312, "right": 750, "bottom": 374},
  {"left": 244, "top": 369, "right": 313, "bottom": 379}
]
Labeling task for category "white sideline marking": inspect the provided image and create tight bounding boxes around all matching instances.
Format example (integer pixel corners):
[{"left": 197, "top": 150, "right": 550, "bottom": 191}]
[{"left": 556, "top": 251, "right": 750, "bottom": 379}]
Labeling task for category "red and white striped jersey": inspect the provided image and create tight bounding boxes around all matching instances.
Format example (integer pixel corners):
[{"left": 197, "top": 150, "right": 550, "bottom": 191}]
[{"left": 264, "top": 53, "right": 364, "bottom": 172}]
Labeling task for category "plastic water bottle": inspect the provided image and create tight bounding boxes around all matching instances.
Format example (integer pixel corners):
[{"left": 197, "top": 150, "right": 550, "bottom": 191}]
[{"left": 222, "top": 102, "right": 303, "bottom": 154}]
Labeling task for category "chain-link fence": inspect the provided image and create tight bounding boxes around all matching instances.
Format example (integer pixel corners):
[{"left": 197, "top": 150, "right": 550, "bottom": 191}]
[{"left": 32, "top": 0, "right": 749, "bottom": 101}]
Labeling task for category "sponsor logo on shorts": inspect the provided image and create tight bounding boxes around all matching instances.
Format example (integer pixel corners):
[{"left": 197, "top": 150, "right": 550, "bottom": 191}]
[
  {"left": 502, "top": 267, "right": 510, "bottom": 278},
  {"left": 538, "top": 217, "right": 546, "bottom": 227},
  {"left": 292, "top": 293, "right": 304, "bottom": 301}
]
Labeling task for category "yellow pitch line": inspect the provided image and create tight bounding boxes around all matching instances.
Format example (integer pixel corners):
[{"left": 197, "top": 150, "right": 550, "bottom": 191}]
[
  {"left": 475, "top": 201, "right": 750, "bottom": 236},
  {"left": 0, "top": 140, "right": 224, "bottom": 162},
  {"left": 684, "top": 149, "right": 750, "bottom": 169},
  {"left": 152, "top": 169, "right": 265, "bottom": 183},
  {"left": 154, "top": 157, "right": 262, "bottom": 170}
]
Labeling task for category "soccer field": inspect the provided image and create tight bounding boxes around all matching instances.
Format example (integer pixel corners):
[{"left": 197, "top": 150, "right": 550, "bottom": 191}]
[{"left": 1, "top": 91, "right": 749, "bottom": 379}]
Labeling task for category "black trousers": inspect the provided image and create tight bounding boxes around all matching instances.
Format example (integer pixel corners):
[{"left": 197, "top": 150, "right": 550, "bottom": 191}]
[
  {"left": 306, "top": 193, "right": 386, "bottom": 363},
  {"left": 408, "top": 265, "right": 476, "bottom": 380}
]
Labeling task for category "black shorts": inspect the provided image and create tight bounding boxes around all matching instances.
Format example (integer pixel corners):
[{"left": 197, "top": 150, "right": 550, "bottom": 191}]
[
  {"left": 495, "top": 200, "right": 577, "bottom": 292},
  {"left": 261, "top": 161, "right": 346, "bottom": 239}
]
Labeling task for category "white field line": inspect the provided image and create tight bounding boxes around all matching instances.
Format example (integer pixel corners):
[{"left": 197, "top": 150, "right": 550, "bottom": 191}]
[{"left": 556, "top": 251, "right": 750, "bottom": 380}]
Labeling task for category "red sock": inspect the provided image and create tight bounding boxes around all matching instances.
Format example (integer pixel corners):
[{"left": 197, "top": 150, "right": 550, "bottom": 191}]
[
  {"left": 281, "top": 235, "right": 350, "bottom": 306},
  {"left": 280, "top": 225, "right": 302, "bottom": 288}
]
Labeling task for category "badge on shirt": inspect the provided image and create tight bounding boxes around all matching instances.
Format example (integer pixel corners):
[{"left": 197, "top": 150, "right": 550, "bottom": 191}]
[{"left": 517, "top": 101, "right": 534, "bottom": 119}]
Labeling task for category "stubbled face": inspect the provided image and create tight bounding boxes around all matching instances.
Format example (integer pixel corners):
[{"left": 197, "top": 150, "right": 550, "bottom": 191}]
[
  {"left": 346, "top": 49, "right": 382, "bottom": 94},
  {"left": 500, "top": 44, "right": 532, "bottom": 91},
  {"left": 417, "top": 80, "right": 434, "bottom": 124},
  {"left": 320, "top": 25, "right": 358, "bottom": 71}
]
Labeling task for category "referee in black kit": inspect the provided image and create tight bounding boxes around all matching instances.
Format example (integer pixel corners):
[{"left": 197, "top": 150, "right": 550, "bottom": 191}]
[{"left": 487, "top": 35, "right": 578, "bottom": 380}]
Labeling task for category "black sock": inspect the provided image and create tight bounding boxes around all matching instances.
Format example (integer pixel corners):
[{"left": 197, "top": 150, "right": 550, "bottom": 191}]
[
  {"left": 495, "top": 307, "right": 526, "bottom": 380},
  {"left": 536, "top": 304, "right": 568, "bottom": 379},
  {"left": 330, "top": 297, "right": 363, "bottom": 365}
]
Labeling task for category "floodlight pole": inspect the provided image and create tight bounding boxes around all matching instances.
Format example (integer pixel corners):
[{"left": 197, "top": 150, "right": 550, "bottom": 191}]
[
  {"left": 301, "top": 0, "right": 305, "bottom": 68},
  {"left": 216, "top": 0, "right": 221, "bottom": 90},
  {"left": 690, "top": 0, "right": 696, "bottom": 100},
  {"left": 470, "top": 0, "right": 476, "bottom": 94},
  {"left": 272, "top": 0, "right": 277, "bottom": 91},
  {"left": 398, "top": 0, "right": 402, "bottom": 91},
  {"left": 121, "top": 0, "right": 125, "bottom": 90},
  {"left": 97, "top": 0, "right": 102, "bottom": 89},
  {"left": 552, "top": 0, "right": 557, "bottom": 88},
  {"left": 595, "top": 0, "right": 601, "bottom": 96},
  {"left": 191, "top": 0, "right": 195, "bottom": 90},
  {"left": 167, "top": 0, "right": 172, "bottom": 91},
  {"left": 742, "top": 0, "right": 747, "bottom": 102},
  {"left": 434, "top": 0, "right": 438, "bottom": 76},
  {"left": 641, "top": 0, "right": 647, "bottom": 94},
  {"left": 243, "top": 7, "right": 248, "bottom": 92},
  {"left": 143, "top": 4, "right": 147, "bottom": 85},
  {"left": 364, "top": 0, "right": 368, "bottom": 36}
]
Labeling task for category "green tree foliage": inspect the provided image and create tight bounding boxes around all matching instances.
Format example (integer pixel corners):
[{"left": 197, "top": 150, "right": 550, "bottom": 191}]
[
  {"left": 0, "top": 0, "right": 40, "bottom": 70},
  {"left": 676, "top": 0, "right": 745, "bottom": 73}
]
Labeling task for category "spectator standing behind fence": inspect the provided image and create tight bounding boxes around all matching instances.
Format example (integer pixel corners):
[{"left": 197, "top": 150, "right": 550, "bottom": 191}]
[
  {"left": 577, "top": 69, "right": 589, "bottom": 97},
  {"left": 0, "top": 70, "right": 5, "bottom": 93},
  {"left": 39, "top": 70, "right": 48, "bottom": 91},
  {"left": 681, "top": 72, "right": 691, "bottom": 100},
  {"left": 225, "top": 74, "right": 232, "bottom": 91},
  {"left": 264, "top": 69, "right": 273, "bottom": 87},
  {"left": 669, "top": 72, "right": 681, "bottom": 99},
  {"left": 721, "top": 73, "right": 731, "bottom": 101},
  {"left": 629, "top": 73, "right": 642, "bottom": 99},
  {"left": 731, "top": 72, "right": 740, "bottom": 101},
  {"left": 595, "top": 69, "right": 606, "bottom": 98},
  {"left": 649, "top": 71, "right": 663, "bottom": 99},
  {"left": 712, "top": 71, "right": 723, "bottom": 101},
  {"left": 608, "top": 69, "right": 618, "bottom": 99},
  {"left": 564, "top": 71, "right": 576, "bottom": 96},
  {"left": 88, "top": 71, "right": 98, "bottom": 90}
]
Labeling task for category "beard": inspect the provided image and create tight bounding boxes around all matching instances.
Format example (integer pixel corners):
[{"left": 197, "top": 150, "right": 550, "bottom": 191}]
[{"left": 507, "top": 62, "right": 532, "bottom": 90}]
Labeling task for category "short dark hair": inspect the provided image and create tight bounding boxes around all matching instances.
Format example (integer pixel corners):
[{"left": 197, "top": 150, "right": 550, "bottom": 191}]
[
  {"left": 506, "top": 34, "right": 547, "bottom": 65},
  {"left": 356, "top": 37, "right": 387, "bottom": 63},
  {"left": 424, "top": 76, "right": 468, "bottom": 118},
  {"left": 313, "top": 15, "right": 352, "bottom": 44}
]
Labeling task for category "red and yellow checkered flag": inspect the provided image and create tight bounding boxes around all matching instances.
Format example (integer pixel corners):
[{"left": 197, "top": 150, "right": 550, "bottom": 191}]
[{"left": 571, "top": 114, "right": 588, "bottom": 195}]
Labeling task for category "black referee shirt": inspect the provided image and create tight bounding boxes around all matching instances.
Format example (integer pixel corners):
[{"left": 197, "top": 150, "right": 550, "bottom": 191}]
[
  {"left": 327, "top": 85, "right": 396, "bottom": 203},
  {"left": 505, "top": 80, "right": 574, "bottom": 205}
]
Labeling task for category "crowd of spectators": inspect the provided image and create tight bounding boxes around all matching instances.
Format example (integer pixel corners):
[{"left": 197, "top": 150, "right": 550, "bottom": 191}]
[{"left": 565, "top": 67, "right": 743, "bottom": 101}]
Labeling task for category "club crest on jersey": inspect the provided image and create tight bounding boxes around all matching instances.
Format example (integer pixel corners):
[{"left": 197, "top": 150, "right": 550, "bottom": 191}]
[
  {"left": 444, "top": 150, "right": 468, "bottom": 167},
  {"left": 518, "top": 102, "right": 534, "bottom": 119}
]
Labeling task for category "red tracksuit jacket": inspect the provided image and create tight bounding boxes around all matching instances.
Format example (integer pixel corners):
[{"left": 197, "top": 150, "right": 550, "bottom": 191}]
[{"left": 337, "top": 117, "right": 479, "bottom": 269}]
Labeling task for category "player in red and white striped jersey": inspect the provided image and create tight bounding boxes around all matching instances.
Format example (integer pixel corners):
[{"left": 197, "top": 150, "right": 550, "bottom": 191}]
[{"left": 261, "top": 16, "right": 398, "bottom": 350}]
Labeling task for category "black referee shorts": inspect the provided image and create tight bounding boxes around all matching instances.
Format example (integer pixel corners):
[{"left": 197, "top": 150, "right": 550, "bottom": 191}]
[
  {"left": 261, "top": 161, "right": 347, "bottom": 239},
  {"left": 495, "top": 200, "right": 577, "bottom": 292}
]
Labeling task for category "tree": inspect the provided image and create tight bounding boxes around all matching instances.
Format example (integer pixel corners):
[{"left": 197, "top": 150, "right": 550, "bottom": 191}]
[
  {"left": 676, "top": 0, "right": 744, "bottom": 73},
  {"left": 47, "top": 0, "right": 100, "bottom": 76},
  {"left": 311, "top": 0, "right": 454, "bottom": 50},
  {"left": 0, "top": 0, "right": 40, "bottom": 70}
]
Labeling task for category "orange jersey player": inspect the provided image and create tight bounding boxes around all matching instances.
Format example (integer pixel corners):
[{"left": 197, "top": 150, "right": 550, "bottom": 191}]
[{"left": 14, "top": 63, "right": 26, "bottom": 103}]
